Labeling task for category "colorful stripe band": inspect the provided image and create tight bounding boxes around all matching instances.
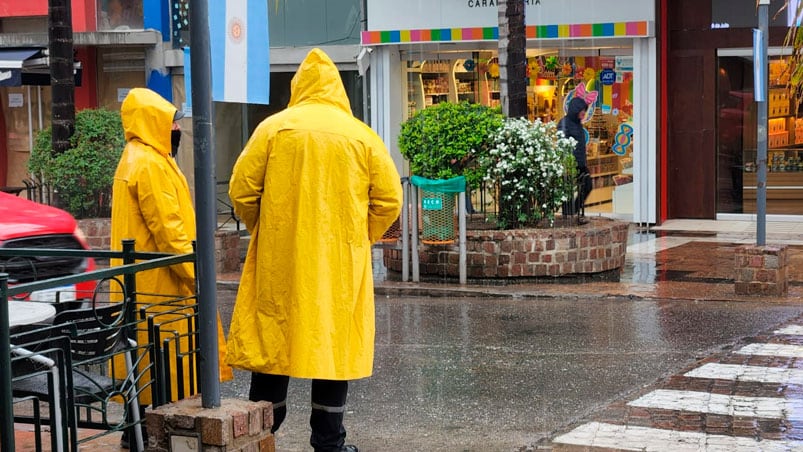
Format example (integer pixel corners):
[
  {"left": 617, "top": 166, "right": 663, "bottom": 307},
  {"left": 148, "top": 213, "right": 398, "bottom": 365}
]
[{"left": 362, "top": 21, "right": 650, "bottom": 45}]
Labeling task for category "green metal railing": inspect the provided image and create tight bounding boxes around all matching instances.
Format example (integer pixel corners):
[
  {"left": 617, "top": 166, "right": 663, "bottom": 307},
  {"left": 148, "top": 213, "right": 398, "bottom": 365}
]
[{"left": 0, "top": 243, "right": 197, "bottom": 452}]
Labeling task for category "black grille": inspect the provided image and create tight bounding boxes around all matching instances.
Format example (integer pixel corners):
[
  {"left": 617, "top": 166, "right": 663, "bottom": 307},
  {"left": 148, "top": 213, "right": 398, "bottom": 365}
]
[{"left": 0, "top": 234, "right": 87, "bottom": 283}]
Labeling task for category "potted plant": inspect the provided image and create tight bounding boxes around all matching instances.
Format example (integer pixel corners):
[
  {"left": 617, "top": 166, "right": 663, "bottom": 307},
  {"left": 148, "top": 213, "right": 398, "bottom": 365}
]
[
  {"left": 479, "top": 117, "right": 577, "bottom": 229},
  {"left": 398, "top": 101, "right": 503, "bottom": 242},
  {"left": 28, "top": 108, "right": 125, "bottom": 219}
]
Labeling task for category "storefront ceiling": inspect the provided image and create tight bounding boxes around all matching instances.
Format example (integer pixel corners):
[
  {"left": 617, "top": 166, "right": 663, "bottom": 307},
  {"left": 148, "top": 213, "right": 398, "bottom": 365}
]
[{"left": 0, "top": 47, "right": 81, "bottom": 87}]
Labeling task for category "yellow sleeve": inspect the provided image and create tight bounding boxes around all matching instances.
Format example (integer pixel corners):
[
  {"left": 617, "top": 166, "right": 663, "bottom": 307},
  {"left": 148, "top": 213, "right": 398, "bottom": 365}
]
[
  {"left": 229, "top": 129, "right": 269, "bottom": 233},
  {"left": 367, "top": 140, "right": 403, "bottom": 243}
]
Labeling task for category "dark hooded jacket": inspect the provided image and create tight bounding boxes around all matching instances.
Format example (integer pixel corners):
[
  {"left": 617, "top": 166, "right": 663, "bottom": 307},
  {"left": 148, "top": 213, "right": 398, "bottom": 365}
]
[{"left": 559, "top": 97, "right": 589, "bottom": 169}]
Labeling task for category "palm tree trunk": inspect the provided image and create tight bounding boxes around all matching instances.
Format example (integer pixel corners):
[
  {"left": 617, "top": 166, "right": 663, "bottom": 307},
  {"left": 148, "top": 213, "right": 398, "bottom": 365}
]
[
  {"left": 48, "top": 0, "right": 75, "bottom": 155},
  {"left": 498, "top": 0, "right": 527, "bottom": 119}
]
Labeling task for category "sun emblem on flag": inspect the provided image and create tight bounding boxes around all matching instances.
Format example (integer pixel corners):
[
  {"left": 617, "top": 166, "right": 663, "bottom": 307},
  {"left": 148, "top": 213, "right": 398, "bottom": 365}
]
[{"left": 228, "top": 17, "right": 245, "bottom": 44}]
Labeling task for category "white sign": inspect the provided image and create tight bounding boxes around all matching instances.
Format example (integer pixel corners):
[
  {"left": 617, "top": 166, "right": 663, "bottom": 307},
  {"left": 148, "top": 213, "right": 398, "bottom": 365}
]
[
  {"left": 8, "top": 93, "right": 23, "bottom": 108},
  {"left": 117, "top": 88, "right": 131, "bottom": 103},
  {"left": 367, "top": 0, "right": 654, "bottom": 31}
]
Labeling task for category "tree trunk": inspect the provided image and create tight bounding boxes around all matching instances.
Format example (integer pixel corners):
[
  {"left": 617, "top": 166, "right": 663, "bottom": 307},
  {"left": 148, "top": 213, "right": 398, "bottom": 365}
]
[
  {"left": 498, "top": 0, "right": 527, "bottom": 119},
  {"left": 49, "top": 0, "right": 75, "bottom": 155}
]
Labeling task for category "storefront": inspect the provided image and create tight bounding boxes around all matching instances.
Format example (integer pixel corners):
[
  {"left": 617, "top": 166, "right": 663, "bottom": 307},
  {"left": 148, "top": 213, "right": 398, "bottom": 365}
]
[
  {"left": 362, "top": 0, "right": 657, "bottom": 223},
  {"left": 664, "top": 0, "right": 801, "bottom": 221}
]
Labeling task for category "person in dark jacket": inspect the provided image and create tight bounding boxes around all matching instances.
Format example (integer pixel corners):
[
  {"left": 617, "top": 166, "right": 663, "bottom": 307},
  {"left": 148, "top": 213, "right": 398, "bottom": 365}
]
[{"left": 559, "top": 96, "right": 593, "bottom": 222}]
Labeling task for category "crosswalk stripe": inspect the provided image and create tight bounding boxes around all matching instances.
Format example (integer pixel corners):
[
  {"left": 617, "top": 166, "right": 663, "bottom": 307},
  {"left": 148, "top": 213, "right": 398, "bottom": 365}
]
[
  {"left": 684, "top": 363, "right": 803, "bottom": 385},
  {"left": 552, "top": 422, "right": 803, "bottom": 451},
  {"left": 627, "top": 389, "right": 803, "bottom": 420},
  {"left": 775, "top": 325, "right": 803, "bottom": 335},
  {"left": 736, "top": 343, "right": 803, "bottom": 358}
]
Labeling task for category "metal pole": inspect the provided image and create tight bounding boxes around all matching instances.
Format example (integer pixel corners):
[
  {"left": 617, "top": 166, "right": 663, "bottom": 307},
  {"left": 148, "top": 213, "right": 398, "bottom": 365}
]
[
  {"left": 458, "top": 192, "right": 467, "bottom": 285},
  {"left": 0, "top": 274, "right": 14, "bottom": 452},
  {"left": 401, "top": 178, "right": 410, "bottom": 282},
  {"left": 189, "top": 0, "right": 221, "bottom": 408},
  {"left": 411, "top": 186, "right": 420, "bottom": 282},
  {"left": 757, "top": 0, "right": 769, "bottom": 246}
]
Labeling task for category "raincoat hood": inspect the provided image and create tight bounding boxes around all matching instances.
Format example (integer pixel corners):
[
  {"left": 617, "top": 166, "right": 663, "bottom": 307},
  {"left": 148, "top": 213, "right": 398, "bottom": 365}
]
[
  {"left": 120, "top": 87, "right": 179, "bottom": 157},
  {"left": 288, "top": 48, "right": 352, "bottom": 114},
  {"left": 566, "top": 97, "right": 589, "bottom": 124}
]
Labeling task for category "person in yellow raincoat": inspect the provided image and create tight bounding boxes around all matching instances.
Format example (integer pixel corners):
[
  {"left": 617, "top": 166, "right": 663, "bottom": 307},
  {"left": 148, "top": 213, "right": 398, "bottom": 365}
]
[
  {"left": 227, "top": 48, "right": 402, "bottom": 452},
  {"left": 110, "top": 88, "right": 232, "bottom": 446}
]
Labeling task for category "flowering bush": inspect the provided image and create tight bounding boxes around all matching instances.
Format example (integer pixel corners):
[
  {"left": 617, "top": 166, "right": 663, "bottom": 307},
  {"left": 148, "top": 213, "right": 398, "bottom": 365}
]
[{"left": 480, "top": 117, "right": 577, "bottom": 229}]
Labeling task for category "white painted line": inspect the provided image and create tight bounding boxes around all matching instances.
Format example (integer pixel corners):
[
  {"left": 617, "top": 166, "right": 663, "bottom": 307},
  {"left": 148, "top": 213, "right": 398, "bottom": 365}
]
[
  {"left": 737, "top": 343, "right": 803, "bottom": 358},
  {"left": 684, "top": 363, "right": 803, "bottom": 385},
  {"left": 552, "top": 421, "right": 803, "bottom": 451},
  {"left": 627, "top": 389, "right": 803, "bottom": 420},
  {"left": 775, "top": 325, "right": 803, "bottom": 335}
]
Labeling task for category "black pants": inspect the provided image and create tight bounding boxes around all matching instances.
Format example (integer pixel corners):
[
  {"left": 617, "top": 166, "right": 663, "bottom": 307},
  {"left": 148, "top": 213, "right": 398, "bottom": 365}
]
[
  {"left": 563, "top": 168, "right": 593, "bottom": 216},
  {"left": 249, "top": 372, "right": 349, "bottom": 452}
]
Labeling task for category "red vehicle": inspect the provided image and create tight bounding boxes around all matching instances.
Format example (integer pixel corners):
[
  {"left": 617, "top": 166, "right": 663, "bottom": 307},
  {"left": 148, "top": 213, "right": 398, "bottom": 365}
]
[{"left": 0, "top": 191, "right": 97, "bottom": 303}]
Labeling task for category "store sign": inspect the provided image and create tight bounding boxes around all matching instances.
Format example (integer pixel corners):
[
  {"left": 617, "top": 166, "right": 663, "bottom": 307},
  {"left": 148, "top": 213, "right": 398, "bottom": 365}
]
[
  {"left": 600, "top": 69, "right": 616, "bottom": 86},
  {"left": 422, "top": 198, "right": 443, "bottom": 211},
  {"left": 367, "top": 0, "right": 653, "bottom": 32}
]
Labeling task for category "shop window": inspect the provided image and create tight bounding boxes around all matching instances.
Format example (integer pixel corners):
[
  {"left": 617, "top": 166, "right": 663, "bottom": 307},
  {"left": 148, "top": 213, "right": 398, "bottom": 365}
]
[
  {"left": 403, "top": 49, "right": 636, "bottom": 215},
  {"left": 97, "top": 0, "right": 143, "bottom": 31},
  {"left": 719, "top": 55, "right": 803, "bottom": 214}
]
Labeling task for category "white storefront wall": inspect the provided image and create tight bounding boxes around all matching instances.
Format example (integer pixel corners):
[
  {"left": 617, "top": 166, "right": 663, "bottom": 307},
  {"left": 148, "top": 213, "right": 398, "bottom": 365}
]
[{"left": 364, "top": 0, "right": 656, "bottom": 223}]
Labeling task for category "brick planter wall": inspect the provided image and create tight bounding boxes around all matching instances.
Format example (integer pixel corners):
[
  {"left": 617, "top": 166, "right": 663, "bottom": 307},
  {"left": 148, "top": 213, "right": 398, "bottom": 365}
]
[
  {"left": 734, "top": 244, "right": 789, "bottom": 296},
  {"left": 384, "top": 218, "right": 629, "bottom": 281},
  {"left": 77, "top": 218, "right": 112, "bottom": 251}
]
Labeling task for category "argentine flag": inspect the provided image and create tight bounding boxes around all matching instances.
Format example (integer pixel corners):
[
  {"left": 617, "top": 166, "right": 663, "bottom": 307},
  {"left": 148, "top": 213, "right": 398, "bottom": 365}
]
[{"left": 209, "top": 0, "right": 270, "bottom": 105}]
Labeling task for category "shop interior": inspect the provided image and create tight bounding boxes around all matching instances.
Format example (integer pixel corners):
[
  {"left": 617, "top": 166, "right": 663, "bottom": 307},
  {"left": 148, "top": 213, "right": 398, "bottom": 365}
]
[
  {"left": 718, "top": 54, "right": 803, "bottom": 215},
  {"left": 402, "top": 45, "right": 636, "bottom": 216}
]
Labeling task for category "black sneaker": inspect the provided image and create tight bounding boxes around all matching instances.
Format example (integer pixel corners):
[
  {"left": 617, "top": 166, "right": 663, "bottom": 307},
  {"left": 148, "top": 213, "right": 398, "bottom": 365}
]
[{"left": 340, "top": 447, "right": 358, "bottom": 452}]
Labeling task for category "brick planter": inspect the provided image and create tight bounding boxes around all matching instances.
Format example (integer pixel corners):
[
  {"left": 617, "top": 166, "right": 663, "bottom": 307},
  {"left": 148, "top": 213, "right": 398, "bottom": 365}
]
[
  {"left": 734, "top": 244, "right": 789, "bottom": 296},
  {"left": 384, "top": 218, "right": 629, "bottom": 282}
]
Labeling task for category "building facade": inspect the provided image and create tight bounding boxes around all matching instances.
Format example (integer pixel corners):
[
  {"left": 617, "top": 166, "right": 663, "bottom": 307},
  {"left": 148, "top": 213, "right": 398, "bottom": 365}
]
[
  {"left": 663, "top": 0, "right": 803, "bottom": 221},
  {"left": 362, "top": 0, "right": 658, "bottom": 224},
  {"left": 0, "top": 0, "right": 365, "bottom": 198}
]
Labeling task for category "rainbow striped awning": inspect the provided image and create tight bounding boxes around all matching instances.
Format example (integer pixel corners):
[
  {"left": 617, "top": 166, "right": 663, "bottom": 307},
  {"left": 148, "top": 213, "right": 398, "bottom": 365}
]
[{"left": 361, "top": 21, "right": 651, "bottom": 45}]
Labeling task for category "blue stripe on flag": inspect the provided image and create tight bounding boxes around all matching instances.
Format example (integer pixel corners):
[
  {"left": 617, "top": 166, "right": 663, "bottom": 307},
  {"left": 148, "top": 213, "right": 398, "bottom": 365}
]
[
  {"left": 209, "top": 0, "right": 226, "bottom": 102},
  {"left": 247, "top": 0, "right": 270, "bottom": 105}
]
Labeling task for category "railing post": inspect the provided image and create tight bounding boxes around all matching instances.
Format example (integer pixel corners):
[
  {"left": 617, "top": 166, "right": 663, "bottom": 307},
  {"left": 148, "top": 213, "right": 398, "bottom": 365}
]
[
  {"left": 401, "top": 177, "right": 410, "bottom": 282},
  {"left": 122, "top": 240, "right": 137, "bottom": 325},
  {"left": 0, "top": 273, "right": 14, "bottom": 452},
  {"left": 411, "top": 185, "right": 420, "bottom": 282},
  {"left": 458, "top": 191, "right": 467, "bottom": 285}
]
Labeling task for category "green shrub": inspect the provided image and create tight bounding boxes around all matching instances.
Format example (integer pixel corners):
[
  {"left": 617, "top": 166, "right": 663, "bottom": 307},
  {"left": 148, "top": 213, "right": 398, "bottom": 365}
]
[
  {"left": 28, "top": 108, "right": 125, "bottom": 218},
  {"left": 398, "top": 102, "right": 503, "bottom": 188}
]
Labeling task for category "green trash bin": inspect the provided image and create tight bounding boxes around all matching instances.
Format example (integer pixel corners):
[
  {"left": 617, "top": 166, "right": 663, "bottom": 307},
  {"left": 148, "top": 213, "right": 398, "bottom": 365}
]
[{"left": 411, "top": 176, "right": 466, "bottom": 244}]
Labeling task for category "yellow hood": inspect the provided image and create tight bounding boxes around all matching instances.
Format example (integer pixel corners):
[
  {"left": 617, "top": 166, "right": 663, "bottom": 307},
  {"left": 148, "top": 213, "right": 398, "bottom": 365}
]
[
  {"left": 288, "top": 48, "right": 352, "bottom": 114},
  {"left": 120, "top": 87, "right": 178, "bottom": 157}
]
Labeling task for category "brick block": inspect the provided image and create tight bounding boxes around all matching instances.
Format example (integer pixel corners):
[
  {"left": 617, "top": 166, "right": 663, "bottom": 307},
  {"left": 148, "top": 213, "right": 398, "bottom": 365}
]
[{"left": 200, "top": 414, "right": 232, "bottom": 446}]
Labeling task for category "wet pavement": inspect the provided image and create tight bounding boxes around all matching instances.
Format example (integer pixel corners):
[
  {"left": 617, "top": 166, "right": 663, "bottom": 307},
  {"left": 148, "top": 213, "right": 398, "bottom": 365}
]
[{"left": 17, "top": 220, "right": 803, "bottom": 451}]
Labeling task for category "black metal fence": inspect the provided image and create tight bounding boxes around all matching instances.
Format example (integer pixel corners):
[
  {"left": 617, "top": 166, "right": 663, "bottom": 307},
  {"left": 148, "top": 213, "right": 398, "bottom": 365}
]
[{"left": 0, "top": 243, "right": 204, "bottom": 452}]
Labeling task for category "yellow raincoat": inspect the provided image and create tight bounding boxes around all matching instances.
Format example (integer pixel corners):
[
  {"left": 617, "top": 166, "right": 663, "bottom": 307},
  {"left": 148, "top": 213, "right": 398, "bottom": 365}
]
[
  {"left": 111, "top": 88, "right": 232, "bottom": 405},
  {"left": 226, "top": 49, "right": 402, "bottom": 380}
]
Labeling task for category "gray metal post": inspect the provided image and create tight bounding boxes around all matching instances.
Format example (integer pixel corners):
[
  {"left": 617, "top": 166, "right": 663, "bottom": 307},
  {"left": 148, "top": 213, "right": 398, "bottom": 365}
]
[
  {"left": 401, "top": 178, "right": 410, "bottom": 282},
  {"left": 189, "top": 0, "right": 221, "bottom": 408},
  {"left": 458, "top": 192, "right": 467, "bottom": 285},
  {"left": 0, "top": 274, "right": 13, "bottom": 452},
  {"left": 411, "top": 186, "right": 420, "bottom": 282},
  {"left": 757, "top": 0, "right": 769, "bottom": 246}
]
